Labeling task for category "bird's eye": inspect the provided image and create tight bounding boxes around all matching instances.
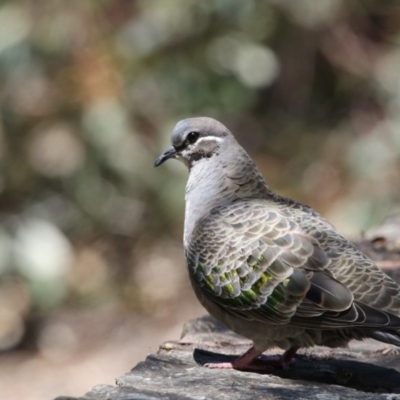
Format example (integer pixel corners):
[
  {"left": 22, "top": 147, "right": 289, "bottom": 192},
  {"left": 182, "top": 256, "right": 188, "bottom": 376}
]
[{"left": 187, "top": 131, "right": 199, "bottom": 144}]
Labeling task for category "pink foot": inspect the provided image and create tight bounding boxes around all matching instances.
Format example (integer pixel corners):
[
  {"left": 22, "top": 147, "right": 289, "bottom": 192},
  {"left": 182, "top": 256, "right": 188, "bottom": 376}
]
[{"left": 203, "top": 346, "right": 299, "bottom": 371}]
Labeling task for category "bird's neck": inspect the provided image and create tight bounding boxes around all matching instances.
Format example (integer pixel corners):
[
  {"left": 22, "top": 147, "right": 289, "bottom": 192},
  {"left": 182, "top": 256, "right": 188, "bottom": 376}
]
[{"left": 183, "top": 150, "right": 273, "bottom": 245}]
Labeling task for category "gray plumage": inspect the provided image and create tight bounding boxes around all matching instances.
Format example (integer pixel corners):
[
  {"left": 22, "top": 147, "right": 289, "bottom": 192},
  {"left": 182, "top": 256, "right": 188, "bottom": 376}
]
[{"left": 155, "top": 117, "right": 400, "bottom": 369}]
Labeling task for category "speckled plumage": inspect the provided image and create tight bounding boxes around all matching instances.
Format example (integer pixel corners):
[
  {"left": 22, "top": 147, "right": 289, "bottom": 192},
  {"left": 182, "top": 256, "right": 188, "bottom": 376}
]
[{"left": 155, "top": 117, "right": 400, "bottom": 369}]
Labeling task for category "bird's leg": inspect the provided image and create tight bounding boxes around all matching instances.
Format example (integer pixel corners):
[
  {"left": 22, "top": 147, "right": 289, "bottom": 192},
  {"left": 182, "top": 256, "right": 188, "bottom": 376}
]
[
  {"left": 204, "top": 345, "right": 263, "bottom": 370},
  {"left": 284, "top": 346, "right": 299, "bottom": 361},
  {"left": 249, "top": 345, "right": 299, "bottom": 370},
  {"left": 204, "top": 345, "right": 299, "bottom": 371},
  {"left": 280, "top": 346, "right": 299, "bottom": 369}
]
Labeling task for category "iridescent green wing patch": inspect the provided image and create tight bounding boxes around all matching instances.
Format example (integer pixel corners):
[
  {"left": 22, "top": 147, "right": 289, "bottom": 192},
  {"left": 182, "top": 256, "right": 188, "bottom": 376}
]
[{"left": 187, "top": 199, "right": 356, "bottom": 326}]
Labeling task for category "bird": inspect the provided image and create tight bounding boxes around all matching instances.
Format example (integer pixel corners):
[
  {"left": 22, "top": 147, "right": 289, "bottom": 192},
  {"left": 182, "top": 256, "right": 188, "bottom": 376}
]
[{"left": 154, "top": 116, "right": 400, "bottom": 371}]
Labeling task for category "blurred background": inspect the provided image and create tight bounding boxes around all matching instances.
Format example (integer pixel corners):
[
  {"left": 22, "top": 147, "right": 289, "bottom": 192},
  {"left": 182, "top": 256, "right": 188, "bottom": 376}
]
[{"left": 0, "top": 1, "right": 399, "bottom": 399}]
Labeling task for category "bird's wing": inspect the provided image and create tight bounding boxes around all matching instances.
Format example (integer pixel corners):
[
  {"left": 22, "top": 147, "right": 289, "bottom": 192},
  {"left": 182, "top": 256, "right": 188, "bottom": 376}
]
[{"left": 187, "top": 199, "right": 400, "bottom": 329}]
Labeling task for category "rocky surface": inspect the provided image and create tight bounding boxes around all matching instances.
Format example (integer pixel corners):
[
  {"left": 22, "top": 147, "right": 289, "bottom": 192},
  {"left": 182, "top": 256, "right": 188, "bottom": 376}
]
[
  {"left": 55, "top": 314, "right": 400, "bottom": 400},
  {"left": 56, "top": 215, "right": 400, "bottom": 400}
]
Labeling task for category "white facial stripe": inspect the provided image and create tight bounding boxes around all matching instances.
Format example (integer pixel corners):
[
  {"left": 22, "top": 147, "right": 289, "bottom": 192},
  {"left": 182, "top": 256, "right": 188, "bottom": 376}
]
[{"left": 195, "top": 136, "right": 224, "bottom": 145}]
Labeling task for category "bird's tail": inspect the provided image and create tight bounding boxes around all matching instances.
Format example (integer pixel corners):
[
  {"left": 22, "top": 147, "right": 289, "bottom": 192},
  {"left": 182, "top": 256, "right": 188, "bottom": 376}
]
[{"left": 368, "top": 329, "right": 400, "bottom": 347}]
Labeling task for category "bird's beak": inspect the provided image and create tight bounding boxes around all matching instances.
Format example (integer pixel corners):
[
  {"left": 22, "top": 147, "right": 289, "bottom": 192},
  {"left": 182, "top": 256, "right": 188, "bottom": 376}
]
[{"left": 154, "top": 146, "right": 177, "bottom": 167}]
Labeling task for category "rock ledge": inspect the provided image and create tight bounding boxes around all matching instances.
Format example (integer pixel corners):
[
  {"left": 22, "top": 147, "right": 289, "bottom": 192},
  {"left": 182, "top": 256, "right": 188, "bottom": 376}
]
[{"left": 56, "top": 315, "right": 400, "bottom": 400}]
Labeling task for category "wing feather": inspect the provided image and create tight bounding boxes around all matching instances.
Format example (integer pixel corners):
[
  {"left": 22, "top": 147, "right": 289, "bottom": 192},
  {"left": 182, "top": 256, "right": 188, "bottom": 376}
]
[{"left": 187, "top": 199, "right": 400, "bottom": 330}]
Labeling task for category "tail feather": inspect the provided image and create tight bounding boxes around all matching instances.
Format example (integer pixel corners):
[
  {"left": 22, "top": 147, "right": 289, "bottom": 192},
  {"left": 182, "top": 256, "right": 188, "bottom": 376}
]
[
  {"left": 354, "top": 301, "right": 400, "bottom": 328},
  {"left": 367, "top": 330, "right": 400, "bottom": 347}
]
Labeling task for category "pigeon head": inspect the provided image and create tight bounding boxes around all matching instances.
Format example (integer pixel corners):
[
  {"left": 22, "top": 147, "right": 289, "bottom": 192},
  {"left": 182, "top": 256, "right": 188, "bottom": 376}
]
[{"left": 154, "top": 117, "right": 232, "bottom": 168}]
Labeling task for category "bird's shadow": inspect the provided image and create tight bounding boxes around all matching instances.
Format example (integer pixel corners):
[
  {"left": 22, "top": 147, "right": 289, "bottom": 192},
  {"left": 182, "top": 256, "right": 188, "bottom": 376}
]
[{"left": 193, "top": 348, "right": 400, "bottom": 393}]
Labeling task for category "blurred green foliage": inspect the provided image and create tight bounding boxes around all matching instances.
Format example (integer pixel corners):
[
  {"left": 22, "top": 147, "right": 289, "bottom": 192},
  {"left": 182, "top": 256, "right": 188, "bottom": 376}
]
[{"left": 0, "top": 0, "right": 399, "bottom": 350}]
